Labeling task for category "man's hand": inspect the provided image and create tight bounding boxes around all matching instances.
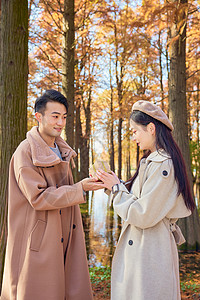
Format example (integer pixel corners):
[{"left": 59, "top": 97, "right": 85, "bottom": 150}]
[{"left": 81, "top": 177, "right": 105, "bottom": 191}]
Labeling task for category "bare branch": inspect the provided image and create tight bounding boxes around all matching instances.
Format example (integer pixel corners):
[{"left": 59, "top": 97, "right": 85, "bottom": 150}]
[
  {"left": 30, "top": 41, "right": 64, "bottom": 75},
  {"left": 29, "top": 30, "right": 64, "bottom": 60},
  {"left": 186, "top": 69, "right": 200, "bottom": 80},
  {"left": 186, "top": 90, "right": 200, "bottom": 93},
  {"left": 41, "top": 0, "right": 64, "bottom": 31}
]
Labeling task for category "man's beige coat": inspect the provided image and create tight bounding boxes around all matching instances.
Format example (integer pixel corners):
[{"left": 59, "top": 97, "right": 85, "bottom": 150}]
[
  {"left": 109, "top": 150, "right": 191, "bottom": 300},
  {"left": 1, "top": 126, "right": 93, "bottom": 300}
]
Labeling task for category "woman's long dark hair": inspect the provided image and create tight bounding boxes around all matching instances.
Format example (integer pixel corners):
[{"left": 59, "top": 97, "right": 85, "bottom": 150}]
[{"left": 126, "top": 110, "right": 195, "bottom": 212}]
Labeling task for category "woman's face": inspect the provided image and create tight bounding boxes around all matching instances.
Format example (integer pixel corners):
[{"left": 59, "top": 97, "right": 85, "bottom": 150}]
[{"left": 130, "top": 119, "right": 157, "bottom": 152}]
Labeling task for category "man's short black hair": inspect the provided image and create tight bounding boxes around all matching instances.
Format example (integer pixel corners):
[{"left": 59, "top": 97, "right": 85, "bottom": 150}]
[{"left": 34, "top": 89, "right": 68, "bottom": 115}]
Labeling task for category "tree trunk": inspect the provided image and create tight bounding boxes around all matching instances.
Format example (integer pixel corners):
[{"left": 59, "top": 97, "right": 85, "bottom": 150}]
[
  {"left": 80, "top": 136, "right": 89, "bottom": 179},
  {"left": 110, "top": 97, "right": 115, "bottom": 173},
  {"left": 136, "top": 144, "right": 140, "bottom": 166},
  {"left": 114, "top": 19, "right": 123, "bottom": 180},
  {"left": 125, "top": 123, "right": 131, "bottom": 180},
  {"left": 118, "top": 115, "right": 122, "bottom": 179},
  {"left": 80, "top": 194, "right": 91, "bottom": 260},
  {"left": 62, "top": 0, "right": 75, "bottom": 148},
  {"left": 106, "top": 203, "right": 114, "bottom": 267},
  {"left": 0, "top": 0, "right": 28, "bottom": 288},
  {"left": 90, "top": 134, "right": 94, "bottom": 165},
  {"left": 74, "top": 99, "right": 81, "bottom": 181},
  {"left": 109, "top": 55, "right": 115, "bottom": 172},
  {"left": 80, "top": 92, "right": 91, "bottom": 179},
  {"left": 158, "top": 30, "right": 165, "bottom": 111},
  {"left": 187, "top": 95, "right": 192, "bottom": 140},
  {"left": 196, "top": 81, "right": 199, "bottom": 143},
  {"left": 126, "top": 148, "right": 131, "bottom": 181},
  {"left": 117, "top": 78, "right": 123, "bottom": 179},
  {"left": 168, "top": 0, "right": 200, "bottom": 250}
]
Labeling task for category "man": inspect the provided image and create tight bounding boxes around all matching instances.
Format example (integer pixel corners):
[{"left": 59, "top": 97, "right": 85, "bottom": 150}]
[{"left": 1, "top": 90, "right": 104, "bottom": 300}]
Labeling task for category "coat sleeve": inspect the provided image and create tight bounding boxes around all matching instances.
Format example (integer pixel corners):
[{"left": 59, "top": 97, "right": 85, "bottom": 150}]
[
  {"left": 15, "top": 164, "right": 86, "bottom": 211},
  {"left": 113, "top": 160, "right": 183, "bottom": 229}
]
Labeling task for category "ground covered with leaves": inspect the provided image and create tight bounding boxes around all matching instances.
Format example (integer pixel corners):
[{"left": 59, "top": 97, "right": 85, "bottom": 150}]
[
  {"left": 90, "top": 252, "right": 200, "bottom": 300},
  {"left": 179, "top": 252, "right": 200, "bottom": 299}
]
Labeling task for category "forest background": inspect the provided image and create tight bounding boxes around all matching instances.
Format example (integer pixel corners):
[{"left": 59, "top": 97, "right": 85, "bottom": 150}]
[{"left": 0, "top": 0, "right": 200, "bottom": 298}]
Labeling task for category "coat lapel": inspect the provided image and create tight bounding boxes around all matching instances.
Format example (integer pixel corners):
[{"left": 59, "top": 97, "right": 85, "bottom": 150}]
[{"left": 26, "top": 126, "right": 77, "bottom": 167}]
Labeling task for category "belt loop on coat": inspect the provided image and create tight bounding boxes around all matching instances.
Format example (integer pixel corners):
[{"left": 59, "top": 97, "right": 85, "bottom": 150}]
[{"left": 164, "top": 218, "right": 186, "bottom": 246}]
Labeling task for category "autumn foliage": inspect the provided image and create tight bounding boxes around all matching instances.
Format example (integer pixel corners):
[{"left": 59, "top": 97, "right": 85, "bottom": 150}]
[{"left": 28, "top": 0, "right": 200, "bottom": 194}]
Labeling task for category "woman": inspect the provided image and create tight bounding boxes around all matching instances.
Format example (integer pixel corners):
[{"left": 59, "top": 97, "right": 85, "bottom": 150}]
[{"left": 96, "top": 100, "right": 195, "bottom": 300}]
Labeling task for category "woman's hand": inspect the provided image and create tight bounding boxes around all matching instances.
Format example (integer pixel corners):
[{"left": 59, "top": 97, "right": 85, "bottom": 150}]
[
  {"left": 96, "top": 170, "right": 120, "bottom": 190},
  {"left": 81, "top": 177, "right": 105, "bottom": 191}
]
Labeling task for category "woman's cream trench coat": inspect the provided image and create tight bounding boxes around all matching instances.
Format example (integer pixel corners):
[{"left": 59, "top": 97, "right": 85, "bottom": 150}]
[
  {"left": 109, "top": 150, "right": 191, "bottom": 300},
  {"left": 1, "top": 126, "right": 93, "bottom": 300}
]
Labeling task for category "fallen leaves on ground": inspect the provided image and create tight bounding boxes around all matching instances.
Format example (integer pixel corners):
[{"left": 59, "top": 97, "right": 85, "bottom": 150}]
[
  {"left": 179, "top": 252, "right": 200, "bottom": 299},
  {"left": 91, "top": 252, "right": 200, "bottom": 300}
]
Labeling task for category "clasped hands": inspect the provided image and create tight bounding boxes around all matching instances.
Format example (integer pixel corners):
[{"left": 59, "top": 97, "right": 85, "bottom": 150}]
[{"left": 81, "top": 169, "right": 120, "bottom": 192}]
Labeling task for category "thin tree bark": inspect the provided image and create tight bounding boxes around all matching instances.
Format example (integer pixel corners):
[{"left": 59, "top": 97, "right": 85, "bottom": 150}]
[
  {"left": 80, "top": 90, "right": 92, "bottom": 179},
  {"left": 80, "top": 194, "right": 91, "bottom": 260},
  {"left": 158, "top": 30, "right": 165, "bottom": 111},
  {"left": 196, "top": 81, "right": 199, "bottom": 143},
  {"left": 109, "top": 55, "right": 115, "bottom": 173},
  {"left": 114, "top": 20, "right": 123, "bottom": 180},
  {"left": 0, "top": 0, "right": 2, "bottom": 174},
  {"left": 0, "top": 0, "right": 28, "bottom": 287},
  {"left": 62, "top": 0, "right": 75, "bottom": 148},
  {"left": 126, "top": 143, "right": 131, "bottom": 181},
  {"left": 106, "top": 203, "right": 114, "bottom": 267},
  {"left": 74, "top": 98, "right": 81, "bottom": 181},
  {"left": 136, "top": 144, "right": 140, "bottom": 167},
  {"left": 168, "top": 0, "right": 200, "bottom": 250},
  {"left": 117, "top": 105, "right": 123, "bottom": 179},
  {"left": 187, "top": 95, "right": 192, "bottom": 140},
  {"left": 125, "top": 122, "right": 131, "bottom": 180}
]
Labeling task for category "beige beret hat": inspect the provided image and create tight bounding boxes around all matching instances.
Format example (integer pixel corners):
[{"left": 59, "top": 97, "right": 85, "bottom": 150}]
[{"left": 131, "top": 100, "right": 174, "bottom": 131}]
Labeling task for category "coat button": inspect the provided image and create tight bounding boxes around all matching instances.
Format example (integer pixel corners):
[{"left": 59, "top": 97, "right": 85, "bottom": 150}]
[
  {"left": 162, "top": 170, "right": 168, "bottom": 176},
  {"left": 61, "top": 238, "right": 64, "bottom": 243},
  {"left": 128, "top": 240, "right": 133, "bottom": 245},
  {"left": 73, "top": 224, "right": 76, "bottom": 229}
]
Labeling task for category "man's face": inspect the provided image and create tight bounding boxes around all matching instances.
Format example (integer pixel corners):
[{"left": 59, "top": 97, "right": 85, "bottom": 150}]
[{"left": 35, "top": 101, "right": 67, "bottom": 143}]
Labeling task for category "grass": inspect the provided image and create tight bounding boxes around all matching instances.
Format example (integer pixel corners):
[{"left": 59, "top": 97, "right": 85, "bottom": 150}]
[
  {"left": 181, "top": 281, "right": 200, "bottom": 293},
  {"left": 90, "top": 266, "right": 111, "bottom": 299}
]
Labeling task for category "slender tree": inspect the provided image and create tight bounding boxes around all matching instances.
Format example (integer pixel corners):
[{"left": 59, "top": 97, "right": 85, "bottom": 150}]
[
  {"left": 62, "top": 0, "right": 75, "bottom": 148},
  {"left": 80, "top": 87, "right": 92, "bottom": 179},
  {"left": 109, "top": 53, "right": 115, "bottom": 172},
  {"left": 113, "top": 2, "right": 129, "bottom": 179},
  {"left": 168, "top": 0, "right": 200, "bottom": 250},
  {"left": 0, "top": 0, "right": 28, "bottom": 287},
  {"left": 158, "top": 30, "right": 165, "bottom": 111}
]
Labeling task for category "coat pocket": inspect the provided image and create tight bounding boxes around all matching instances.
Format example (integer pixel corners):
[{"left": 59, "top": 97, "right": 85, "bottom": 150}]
[{"left": 30, "top": 220, "right": 47, "bottom": 252}]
